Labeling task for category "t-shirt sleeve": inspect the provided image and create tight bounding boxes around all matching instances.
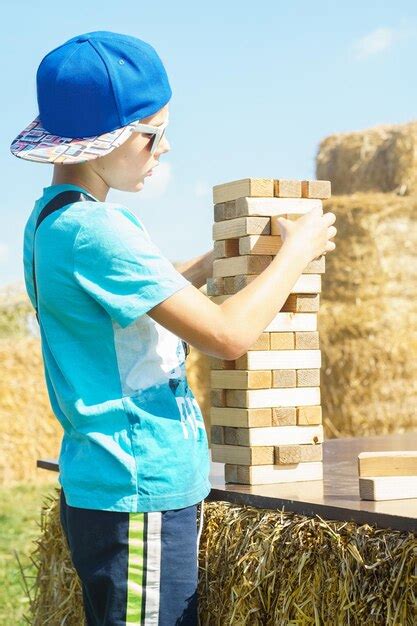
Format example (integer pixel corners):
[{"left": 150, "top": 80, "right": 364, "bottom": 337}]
[{"left": 73, "top": 207, "right": 191, "bottom": 328}]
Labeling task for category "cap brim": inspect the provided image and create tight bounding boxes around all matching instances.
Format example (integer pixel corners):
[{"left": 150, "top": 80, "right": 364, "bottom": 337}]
[{"left": 10, "top": 115, "right": 138, "bottom": 164}]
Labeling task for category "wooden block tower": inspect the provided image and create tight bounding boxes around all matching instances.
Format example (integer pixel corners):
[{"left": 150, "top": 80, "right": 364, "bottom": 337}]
[{"left": 208, "top": 177, "right": 331, "bottom": 485}]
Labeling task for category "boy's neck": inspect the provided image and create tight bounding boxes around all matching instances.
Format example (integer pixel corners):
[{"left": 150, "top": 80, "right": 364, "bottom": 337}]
[{"left": 51, "top": 165, "right": 109, "bottom": 202}]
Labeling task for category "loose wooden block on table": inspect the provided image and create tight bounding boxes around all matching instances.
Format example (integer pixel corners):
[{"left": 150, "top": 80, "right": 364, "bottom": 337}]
[
  {"left": 235, "top": 349, "right": 321, "bottom": 370},
  {"left": 225, "top": 461, "right": 323, "bottom": 484},
  {"left": 297, "top": 406, "right": 322, "bottom": 425},
  {"left": 275, "top": 443, "right": 323, "bottom": 464},
  {"left": 359, "top": 476, "right": 417, "bottom": 501},
  {"left": 220, "top": 424, "right": 323, "bottom": 446},
  {"left": 210, "top": 406, "right": 273, "bottom": 428},
  {"left": 211, "top": 444, "right": 274, "bottom": 465},
  {"left": 210, "top": 369, "right": 272, "bottom": 389},
  {"left": 358, "top": 451, "right": 417, "bottom": 477},
  {"left": 301, "top": 180, "right": 331, "bottom": 199},
  {"left": 213, "top": 178, "right": 274, "bottom": 204},
  {"left": 213, "top": 216, "right": 270, "bottom": 241},
  {"left": 214, "top": 198, "right": 322, "bottom": 221}
]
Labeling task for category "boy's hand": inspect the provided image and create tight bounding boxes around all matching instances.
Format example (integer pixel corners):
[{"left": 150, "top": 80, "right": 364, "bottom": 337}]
[{"left": 175, "top": 249, "right": 214, "bottom": 289}]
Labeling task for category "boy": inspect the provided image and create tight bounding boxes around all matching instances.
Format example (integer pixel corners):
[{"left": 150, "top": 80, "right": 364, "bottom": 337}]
[{"left": 10, "top": 30, "right": 336, "bottom": 626}]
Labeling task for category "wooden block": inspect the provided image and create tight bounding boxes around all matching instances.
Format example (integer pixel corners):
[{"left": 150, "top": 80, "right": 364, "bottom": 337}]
[
  {"left": 239, "top": 235, "right": 282, "bottom": 255},
  {"left": 235, "top": 349, "right": 321, "bottom": 371},
  {"left": 272, "top": 369, "right": 296, "bottom": 388},
  {"left": 208, "top": 356, "right": 235, "bottom": 370},
  {"left": 224, "top": 425, "right": 323, "bottom": 446},
  {"left": 248, "top": 333, "right": 270, "bottom": 350},
  {"left": 266, "top": 313, "right": 318, "bottom": 332},
  {"left": 213, "top": 255, "right": 272, "bottom": 278},
  {"left": 358, "top": 451, "right": 417, "bottom": 477},
  {"left": 221, "top": 274, "right": 321, "bottom": 295},
  {"left": 270, "top": 332, "right": 295, "bottom": 350},
  {"left": 213, "top": 216, "right": 270, "bottom": 241},
  {"left": 282, "top": 295, "right": 320, "bottom": 313},
  {"left": 275, "top": 443, "right": 323, "bottom": 464},
  {"left": 210, "top": 407, "right": 272, "bottom": 427},
  {"left": 211, "top": 389, "right": 227, "bottom": 407},
  {"left": 233, "top": 197, "right": 322, "bottom": 218},
  {"left": 206, "top": 277, "right": 225, "bottom": 296},
  {"left": 225, "top": 461, "right": 323, "bottom": 484},
  {"left": 211, "top": 443, "right": 274, "bottom": 465},
  {"left": 359, "top": 476, "right": 417, "bottom": 501},
  {"left": 225, "top": 387, "right": 321, "bottom": 409},
  {"left": 301, "top": 180, "right": 331, "bottom": 199},
  {"left": 210, "top": 425, "right": 224, "bottom": 444},
  {"left": 211, "top": 370, "right": 272, "bottom": 389},
  {"left": 214, "top": 201, "right": 237, "bottom": 222},
  {"left": 213, "top": 178, "right": 274, "bottom": 204},
  {"left": 271, "top": 407, "right": 297, "bottom": 426},
  {"left": 295, "top": 331, "right": 320, "bottom": 350},
  {"left": 223, "top": 274, "right": 256, "bottom": 293},
  {"left": 213, "top": 239, "right": 240, "bottom": 259},
  {"left": 274, "top": 179, "right": 302, "bottom": 198},
  {"left": 297, "top": 369, "right": 320, "bottom": 387},
  {"left": 297, "top": 406, "right": 322, "bottom": 425}
]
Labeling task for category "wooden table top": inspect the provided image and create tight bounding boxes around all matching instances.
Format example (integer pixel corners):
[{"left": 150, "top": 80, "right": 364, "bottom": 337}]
[{"left": 37, "top": 432, "right": 417, "bottom": 532}]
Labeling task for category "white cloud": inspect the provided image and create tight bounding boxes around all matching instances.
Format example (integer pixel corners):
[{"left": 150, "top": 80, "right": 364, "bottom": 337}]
[
  {"left": 352, "top": 27, "right": 395, "bottom": 60},
  {"left": 0, "top": 243, "right": 9, "bottom": 264}
]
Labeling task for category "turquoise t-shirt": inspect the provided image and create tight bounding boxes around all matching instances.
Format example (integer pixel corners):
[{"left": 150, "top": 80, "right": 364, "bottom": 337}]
[{"left": 23, "top": 183, "right": 211, "bottom": 512}]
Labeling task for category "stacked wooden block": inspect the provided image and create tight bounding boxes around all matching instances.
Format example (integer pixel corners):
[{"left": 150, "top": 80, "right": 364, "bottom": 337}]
[
  {"left": 358, "top": 451, "right": 417, "bottom": 501},
  {"left": 208, "top": 177, "right": 331, "bottom": 485}
]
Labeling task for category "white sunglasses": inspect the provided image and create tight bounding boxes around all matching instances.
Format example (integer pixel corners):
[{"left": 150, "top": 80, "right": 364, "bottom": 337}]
[{"left": 131, "top": 118, "right": 169, "bottom": 156}]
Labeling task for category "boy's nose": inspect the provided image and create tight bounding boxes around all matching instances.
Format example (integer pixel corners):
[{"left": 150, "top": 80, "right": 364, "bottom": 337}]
[{"left": 156, "top": 134, "right": 170, "bottom": 156}]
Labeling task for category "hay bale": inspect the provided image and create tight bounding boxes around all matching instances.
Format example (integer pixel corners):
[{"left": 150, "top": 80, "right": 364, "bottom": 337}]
[
  {"left": 316, "top": 121, "right": 417, "bottom": 195},
  {"left": 199, "top": 502, "right": 417, "bottom": 625},
  {"left": 319, "top": 193, "right": 417, "bottom": 437},
  {"left": 25, "top": 493, "right": 417, "bottom": 625},
  {"left": 0, "top": 334, "right": 62, "bottom": 485},
  {"left": 25, "top": 489, "right": 85, "bottom": 626}
]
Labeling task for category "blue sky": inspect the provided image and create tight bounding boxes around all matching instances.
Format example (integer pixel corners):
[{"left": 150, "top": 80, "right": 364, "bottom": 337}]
[{"left": 1, "top": 0, "right": 416, "bottom": 289}]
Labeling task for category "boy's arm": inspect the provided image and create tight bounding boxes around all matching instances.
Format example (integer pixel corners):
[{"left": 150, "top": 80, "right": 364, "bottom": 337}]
[{"left": 174, "top": 250, "right": 215, "bottom": 289}]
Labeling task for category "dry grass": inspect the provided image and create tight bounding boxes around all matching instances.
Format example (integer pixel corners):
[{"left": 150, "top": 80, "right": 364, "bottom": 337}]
[
  {"left": 319, "top": 193, "right": 417, "bottom": 437},
  {"left": 24, "top": 493, "right": 417, "bottom": 626},
  {"left": 316, "top": 121, "right": 417, "bottom": 195}
]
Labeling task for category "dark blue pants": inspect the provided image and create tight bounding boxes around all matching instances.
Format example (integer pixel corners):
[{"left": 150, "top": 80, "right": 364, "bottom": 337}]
[{"left": 59, "top": 489, "right": 203, "bottom": 625}]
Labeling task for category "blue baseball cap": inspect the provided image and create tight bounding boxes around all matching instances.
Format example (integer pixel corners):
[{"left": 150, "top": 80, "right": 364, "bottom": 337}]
[{"left": 10, "top": 30, "right": 172, "bottom": 164}]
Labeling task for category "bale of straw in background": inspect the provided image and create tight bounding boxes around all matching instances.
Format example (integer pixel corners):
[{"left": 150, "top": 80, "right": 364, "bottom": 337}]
[
  {"left": 316, "top": 121, "right": 417, "bottom": 195},
  {"left": 0, "top": 285, "right": 62, "bottom": 485},
  {"left": 319, "top": 193, "right": 417, "bottom": 437}
]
